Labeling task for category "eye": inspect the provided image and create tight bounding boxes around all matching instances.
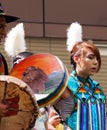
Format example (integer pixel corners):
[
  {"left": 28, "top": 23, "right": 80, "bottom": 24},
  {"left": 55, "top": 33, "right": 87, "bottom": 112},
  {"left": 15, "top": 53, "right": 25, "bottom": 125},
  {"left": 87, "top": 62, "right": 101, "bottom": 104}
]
[
  {"left": 23, "top": 73, "right": 26, "bottom": 76},
  {"left": 87, "top": 56, "right": 94, "bottom": 59},
  {"left": 87, "top": 54, "right": 95, "bottom": 60},
  {"left": 0, "top": 24, "right": 6, "bottom": 29}
]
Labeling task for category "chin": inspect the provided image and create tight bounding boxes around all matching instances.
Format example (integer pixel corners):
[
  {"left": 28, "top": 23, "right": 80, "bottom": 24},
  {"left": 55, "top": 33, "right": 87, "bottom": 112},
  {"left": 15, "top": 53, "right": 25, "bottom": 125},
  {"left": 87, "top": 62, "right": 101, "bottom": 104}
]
[{"left": 90, "top": 73, "right": 95, "bottom": 76}]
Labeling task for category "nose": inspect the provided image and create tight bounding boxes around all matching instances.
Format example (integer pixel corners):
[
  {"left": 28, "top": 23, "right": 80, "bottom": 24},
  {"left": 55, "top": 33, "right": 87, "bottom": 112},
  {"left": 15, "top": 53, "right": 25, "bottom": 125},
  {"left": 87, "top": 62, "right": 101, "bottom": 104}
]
[{"left": 93, "top": 57, "right": 98, "bottom": 65}]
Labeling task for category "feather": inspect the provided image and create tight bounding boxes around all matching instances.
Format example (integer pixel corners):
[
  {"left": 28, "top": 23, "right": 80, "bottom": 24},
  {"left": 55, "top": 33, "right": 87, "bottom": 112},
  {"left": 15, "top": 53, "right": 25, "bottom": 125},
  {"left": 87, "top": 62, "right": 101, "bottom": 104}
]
[
  {"left": 66, "top": 22, "right": 83, "bottom": 52},
  {"left": 4, "top": 23, "right": 26, "bottom": 57}
]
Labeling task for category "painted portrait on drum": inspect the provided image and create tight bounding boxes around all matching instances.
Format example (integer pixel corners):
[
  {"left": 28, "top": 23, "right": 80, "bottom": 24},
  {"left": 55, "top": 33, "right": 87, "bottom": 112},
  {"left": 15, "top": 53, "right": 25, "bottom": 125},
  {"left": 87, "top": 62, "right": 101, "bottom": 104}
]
[{"left": 22, "top": 66, "right": 48, "bottom": 94}]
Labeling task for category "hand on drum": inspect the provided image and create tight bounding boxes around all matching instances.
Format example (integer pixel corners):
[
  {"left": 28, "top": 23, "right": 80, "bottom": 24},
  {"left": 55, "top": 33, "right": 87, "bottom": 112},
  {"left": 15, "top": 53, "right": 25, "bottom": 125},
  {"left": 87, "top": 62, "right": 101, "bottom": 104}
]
[
  {"left": 48, "top": 107, "right": 61, "bottom": 128},
  {"left": 0, "top": 101, "right": 8, "bottom": 117}
]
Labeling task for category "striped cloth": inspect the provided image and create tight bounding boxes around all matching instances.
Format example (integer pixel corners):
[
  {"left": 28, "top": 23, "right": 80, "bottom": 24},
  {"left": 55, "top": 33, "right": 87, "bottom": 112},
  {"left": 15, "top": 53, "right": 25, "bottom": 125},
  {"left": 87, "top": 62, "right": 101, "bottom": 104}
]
[{"left": 66, "top": 74, "right": 106, "bottom": 130}]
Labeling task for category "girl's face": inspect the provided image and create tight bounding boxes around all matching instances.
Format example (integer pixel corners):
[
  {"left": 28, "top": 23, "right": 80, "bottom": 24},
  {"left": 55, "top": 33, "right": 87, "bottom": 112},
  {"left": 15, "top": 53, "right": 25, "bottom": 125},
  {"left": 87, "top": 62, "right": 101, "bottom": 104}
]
[{"left": 75, "top": 47, "right": 99, "bottom": 78}]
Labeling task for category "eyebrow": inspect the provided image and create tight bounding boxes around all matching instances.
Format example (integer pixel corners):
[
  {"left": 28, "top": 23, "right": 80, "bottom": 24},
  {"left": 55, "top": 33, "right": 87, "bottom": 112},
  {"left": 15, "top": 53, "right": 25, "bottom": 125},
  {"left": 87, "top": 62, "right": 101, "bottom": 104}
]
[
  {"left": 86, "top": 51, "right": 95, "bottom": 55},
  {"left": 88, "top": 54, "right": 95, "bottom": 56}
]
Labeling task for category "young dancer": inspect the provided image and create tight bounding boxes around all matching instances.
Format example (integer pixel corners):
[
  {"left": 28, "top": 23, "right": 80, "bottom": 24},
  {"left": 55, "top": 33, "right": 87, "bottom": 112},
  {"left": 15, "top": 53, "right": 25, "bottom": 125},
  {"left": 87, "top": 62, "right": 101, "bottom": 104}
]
[{"left": 54, "top": 22, "right": 106, "bottom": 130}]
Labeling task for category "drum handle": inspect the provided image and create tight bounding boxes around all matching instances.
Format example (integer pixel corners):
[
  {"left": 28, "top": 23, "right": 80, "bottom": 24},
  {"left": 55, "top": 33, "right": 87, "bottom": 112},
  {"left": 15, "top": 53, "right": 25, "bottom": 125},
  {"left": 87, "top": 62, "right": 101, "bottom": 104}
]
[{"left": 2, "top": 81, "right": 7, "bottom": 104}]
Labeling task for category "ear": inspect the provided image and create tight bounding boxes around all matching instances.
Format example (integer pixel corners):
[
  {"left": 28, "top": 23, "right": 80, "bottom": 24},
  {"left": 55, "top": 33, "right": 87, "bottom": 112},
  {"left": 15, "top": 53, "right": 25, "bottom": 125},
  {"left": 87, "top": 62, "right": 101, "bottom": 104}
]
[{"left": 73, "top": 55, "right": 80, "bottom": 63}]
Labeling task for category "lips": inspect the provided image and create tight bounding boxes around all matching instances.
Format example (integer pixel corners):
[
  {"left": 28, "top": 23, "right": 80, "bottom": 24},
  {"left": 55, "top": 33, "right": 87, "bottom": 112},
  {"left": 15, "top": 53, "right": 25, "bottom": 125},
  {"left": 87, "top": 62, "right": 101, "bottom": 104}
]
[{"left": 91, "top": 67, "right": 97, "bottom": 72}]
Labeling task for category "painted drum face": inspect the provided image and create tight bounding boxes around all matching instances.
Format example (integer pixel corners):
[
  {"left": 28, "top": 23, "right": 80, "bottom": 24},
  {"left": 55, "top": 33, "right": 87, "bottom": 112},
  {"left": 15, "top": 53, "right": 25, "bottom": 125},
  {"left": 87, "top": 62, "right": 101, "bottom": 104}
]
[
  {"left": 0, "top": 75, "right": 39, "bottom": 130},
  {"left": 10, "top": 53, "right": 68, "bottom": 107}
]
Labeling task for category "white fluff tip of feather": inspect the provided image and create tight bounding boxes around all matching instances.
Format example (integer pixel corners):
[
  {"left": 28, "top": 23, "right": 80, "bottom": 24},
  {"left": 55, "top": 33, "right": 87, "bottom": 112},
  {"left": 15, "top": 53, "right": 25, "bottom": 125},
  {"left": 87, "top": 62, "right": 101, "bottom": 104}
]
[
  {"left": 66, "top": 22, "right": 83, "bottom": 52},
  {"left": 4, "top": 23, "right": 26, "bottom": 57}
]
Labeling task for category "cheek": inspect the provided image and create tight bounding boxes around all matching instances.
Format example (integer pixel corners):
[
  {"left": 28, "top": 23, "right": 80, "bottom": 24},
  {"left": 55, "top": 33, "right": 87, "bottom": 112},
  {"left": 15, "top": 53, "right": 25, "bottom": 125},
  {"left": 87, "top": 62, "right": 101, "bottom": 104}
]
[
  {"left": 22, "top": 77, "right": 27, "bottom": 82},
  {"left": 84, "top": 58, "right": 91, "bottom": 64},
  {"left": 81, "top": 59, "right": 91, "bottom": 68}
]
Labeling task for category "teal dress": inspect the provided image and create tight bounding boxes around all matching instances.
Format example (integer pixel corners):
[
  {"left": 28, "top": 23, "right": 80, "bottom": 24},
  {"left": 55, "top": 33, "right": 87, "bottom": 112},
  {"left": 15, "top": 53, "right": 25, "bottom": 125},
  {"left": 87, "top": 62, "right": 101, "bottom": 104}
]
[{"left": 66, "top": 73, "right": 106, "bottom": 130}]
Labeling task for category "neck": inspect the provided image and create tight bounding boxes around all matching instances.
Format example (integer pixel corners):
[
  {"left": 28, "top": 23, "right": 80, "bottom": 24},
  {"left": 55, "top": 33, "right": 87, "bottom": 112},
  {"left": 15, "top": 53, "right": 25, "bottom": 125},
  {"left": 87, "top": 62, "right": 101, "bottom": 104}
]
[
  {"left": 72, "top": 70, "right": 89, "bottom": 84},
  {"left": 76, "top": 69, "right": 88, "bottom": 79},
  {"left": 77, "top": 75, "right": 89, "bottom": 84}
]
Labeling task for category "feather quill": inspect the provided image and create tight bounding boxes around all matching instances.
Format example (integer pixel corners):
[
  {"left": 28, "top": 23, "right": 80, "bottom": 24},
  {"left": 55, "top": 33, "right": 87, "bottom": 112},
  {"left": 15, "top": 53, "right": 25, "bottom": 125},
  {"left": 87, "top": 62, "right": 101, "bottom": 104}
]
[
  {"left": 4, "top": 23, "right": 26, "bottom": 57},
  {"left": 66, "top": 22, "right": 83, "bottom": 52}
]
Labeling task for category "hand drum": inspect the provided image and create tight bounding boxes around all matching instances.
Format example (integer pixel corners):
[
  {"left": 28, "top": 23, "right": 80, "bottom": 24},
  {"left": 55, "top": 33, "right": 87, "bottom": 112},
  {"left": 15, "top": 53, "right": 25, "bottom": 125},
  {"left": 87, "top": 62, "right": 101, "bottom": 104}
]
[
  {"left": 0, "top": 75, "right": 39, "bottom": 130},
  {"left": 10, "top": 53, "right": 68, "bottom": 107}
]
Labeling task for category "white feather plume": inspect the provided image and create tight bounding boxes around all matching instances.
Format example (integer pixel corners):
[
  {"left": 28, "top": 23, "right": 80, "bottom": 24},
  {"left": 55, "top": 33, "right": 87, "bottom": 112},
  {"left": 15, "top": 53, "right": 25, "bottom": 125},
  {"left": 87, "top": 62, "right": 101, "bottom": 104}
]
[
  {"left": 4, "top": 23, "right": 26, "bottom": 57},
  {"left": 66, "top": 22, "right": 83, "bottom": 52}
]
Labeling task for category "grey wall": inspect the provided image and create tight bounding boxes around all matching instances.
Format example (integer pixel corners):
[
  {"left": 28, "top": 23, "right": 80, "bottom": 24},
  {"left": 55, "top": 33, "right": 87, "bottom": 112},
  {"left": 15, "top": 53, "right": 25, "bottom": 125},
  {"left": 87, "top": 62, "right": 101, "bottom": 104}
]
[{"left": 2, "top": 0, "right": 107, "bottom": 40}]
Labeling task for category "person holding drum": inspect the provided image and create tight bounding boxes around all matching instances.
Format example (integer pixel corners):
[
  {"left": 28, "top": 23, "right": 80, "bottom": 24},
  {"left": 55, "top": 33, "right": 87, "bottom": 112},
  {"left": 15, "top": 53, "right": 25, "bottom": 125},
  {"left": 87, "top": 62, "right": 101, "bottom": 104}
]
[
  {"left": 11, "top": 51, "right": 66, "bottom": 130},
  {"left": 12, "top": 53, "right": 54, "bottom": 130},
  {"left": 52, "top": 22, "right": 106, "bottom": 130},
  {"left": 0, "top": 2, "right": 19, "bottom": 118}
]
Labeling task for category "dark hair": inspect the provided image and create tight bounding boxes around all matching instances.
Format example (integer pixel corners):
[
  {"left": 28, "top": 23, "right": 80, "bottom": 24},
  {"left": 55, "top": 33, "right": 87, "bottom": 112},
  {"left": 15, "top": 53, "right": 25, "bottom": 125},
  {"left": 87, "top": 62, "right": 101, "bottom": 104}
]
[
  {"left": 13, "top": 51, "right": 34, "bottom": 66},
  {"left": 70, "top": 41, "right": 101, "bottom": 71}
]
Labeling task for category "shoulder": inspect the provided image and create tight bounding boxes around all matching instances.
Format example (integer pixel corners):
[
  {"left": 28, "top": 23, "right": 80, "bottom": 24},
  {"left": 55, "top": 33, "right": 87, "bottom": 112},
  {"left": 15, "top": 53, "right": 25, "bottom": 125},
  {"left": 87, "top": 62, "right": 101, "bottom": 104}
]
[{"left": 67, "top": 75, "right": 79, "bottom": 94}]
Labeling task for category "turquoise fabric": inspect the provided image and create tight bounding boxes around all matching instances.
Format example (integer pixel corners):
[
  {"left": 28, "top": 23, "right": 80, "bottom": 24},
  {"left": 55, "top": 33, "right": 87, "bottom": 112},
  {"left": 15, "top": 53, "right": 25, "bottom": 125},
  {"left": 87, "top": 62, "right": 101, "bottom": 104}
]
[{"left": 66, "top": 74, "right": 106, "bottom": 130}]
